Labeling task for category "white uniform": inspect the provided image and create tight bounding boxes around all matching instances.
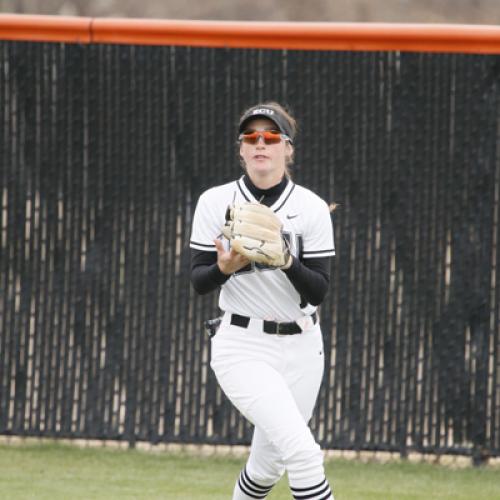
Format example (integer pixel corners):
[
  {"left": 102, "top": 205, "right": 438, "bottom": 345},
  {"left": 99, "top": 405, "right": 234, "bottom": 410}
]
[{"left": 190, "top": 175, "right": 335, "bottom": 500}]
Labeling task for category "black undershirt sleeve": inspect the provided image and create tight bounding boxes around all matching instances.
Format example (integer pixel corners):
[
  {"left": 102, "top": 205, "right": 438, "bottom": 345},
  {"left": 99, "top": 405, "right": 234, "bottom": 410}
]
[
  {"left": 190, "top": 249, "right": 229, "bottom": 294},
  {"left": 190, "top": 248, "right": 332, "bottom": 306},
  {"left": 282, "top": 256, "right": 331, "bottom": 306}
]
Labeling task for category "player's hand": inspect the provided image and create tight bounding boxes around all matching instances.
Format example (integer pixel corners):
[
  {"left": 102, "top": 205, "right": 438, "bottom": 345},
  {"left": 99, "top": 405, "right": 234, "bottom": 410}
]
[{"left": 214, "top": 239, "right": 250, "bottom": 275}]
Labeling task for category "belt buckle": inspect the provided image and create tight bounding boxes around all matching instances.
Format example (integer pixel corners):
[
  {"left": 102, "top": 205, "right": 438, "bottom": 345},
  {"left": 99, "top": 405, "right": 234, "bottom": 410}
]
[{"left": 276, "top": 322, "right": 286, "bottom": 336}]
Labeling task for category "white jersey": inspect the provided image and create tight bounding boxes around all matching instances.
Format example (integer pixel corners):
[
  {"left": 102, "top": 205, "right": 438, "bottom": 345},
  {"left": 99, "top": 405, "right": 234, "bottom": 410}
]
[{"left": 190, "top": 176, "right": 335, "bottom": 322}]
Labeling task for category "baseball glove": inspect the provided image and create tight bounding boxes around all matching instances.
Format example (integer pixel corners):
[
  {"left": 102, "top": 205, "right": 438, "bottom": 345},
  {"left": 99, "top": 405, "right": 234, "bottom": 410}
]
[{"left": 221, "top": 202, "right": 291, "bottom": 268}]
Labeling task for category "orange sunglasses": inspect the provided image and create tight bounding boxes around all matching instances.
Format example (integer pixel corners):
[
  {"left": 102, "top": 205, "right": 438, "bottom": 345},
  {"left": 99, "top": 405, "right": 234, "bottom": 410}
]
[{"left": 239, "top": 129, "right": 290, "bottom": 145}]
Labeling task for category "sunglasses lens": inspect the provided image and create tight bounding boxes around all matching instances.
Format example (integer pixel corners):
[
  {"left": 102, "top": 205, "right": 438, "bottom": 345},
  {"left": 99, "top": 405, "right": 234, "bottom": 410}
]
[
  {"left": 241, "top": 130, "right": 282, "bottom": 145},
  {"left": 263, "top": 131, "right": 282, "bottom": 144},
  {"left": 241, "top": 132, "right": 259, "bottom": 144}
]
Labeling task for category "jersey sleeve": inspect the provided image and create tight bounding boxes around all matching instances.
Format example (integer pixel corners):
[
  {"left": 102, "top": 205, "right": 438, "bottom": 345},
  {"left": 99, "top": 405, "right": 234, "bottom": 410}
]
[
  {"left": 190, "top": 190, "right": 223, "bottom": 252},
  {"left": 301, "top": 199, "right": 335, "bottom": 259}
]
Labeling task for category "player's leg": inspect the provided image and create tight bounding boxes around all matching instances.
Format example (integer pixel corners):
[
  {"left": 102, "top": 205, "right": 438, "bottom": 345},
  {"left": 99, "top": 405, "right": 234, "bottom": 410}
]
[
  {"left": 232, "top": 427, "right": 284, "bottom": 499},
  {"left": 283, "top": 326, "right": 335, "bottom": 499},
  {"left": 235, "top": 327, "right": 326, "bottom": 500},
  {"left": 211, "top": 357, "right": 332, "bottom": 499}
]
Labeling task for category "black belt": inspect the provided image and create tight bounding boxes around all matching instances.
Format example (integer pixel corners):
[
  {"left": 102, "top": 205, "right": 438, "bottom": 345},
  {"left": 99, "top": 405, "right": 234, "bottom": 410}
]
[{"left": 230, "top": 312, "right": 317, "bottom": 335}]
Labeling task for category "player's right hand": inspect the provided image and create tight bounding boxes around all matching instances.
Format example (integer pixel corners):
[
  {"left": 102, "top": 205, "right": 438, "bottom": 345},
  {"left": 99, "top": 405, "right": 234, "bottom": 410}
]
[{"left": 214, "top": 239, "right": 250, "bottom": 275}]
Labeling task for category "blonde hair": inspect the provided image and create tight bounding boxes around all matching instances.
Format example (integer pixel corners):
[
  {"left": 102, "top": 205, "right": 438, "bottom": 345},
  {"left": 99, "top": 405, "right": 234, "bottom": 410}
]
[{"left": 238, "top": 101, "right": 297, "bottom": 178}]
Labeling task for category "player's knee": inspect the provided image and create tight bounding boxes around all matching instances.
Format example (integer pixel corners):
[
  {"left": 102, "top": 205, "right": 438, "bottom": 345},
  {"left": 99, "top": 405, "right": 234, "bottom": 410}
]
[
  {"left": 282, "top": 439, "right": 325, "bottom": 482},
  {"left": 247, "top": 459, "right": 285, "bottom": 485},
  {"left": 280, "top": 432, "right": 320, "bottom": 461},
  {"left": 236, "top": 466, "right": 278, "bottom": 499},
  {"left": 286, "top": 444, "right": 323, "bottom": 467}
]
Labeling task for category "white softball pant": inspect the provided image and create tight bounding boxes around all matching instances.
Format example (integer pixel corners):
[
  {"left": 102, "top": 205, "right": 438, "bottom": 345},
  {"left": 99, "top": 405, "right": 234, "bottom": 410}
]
[{"left": 210, "top": 313, "right": 334, "bottom": 500}]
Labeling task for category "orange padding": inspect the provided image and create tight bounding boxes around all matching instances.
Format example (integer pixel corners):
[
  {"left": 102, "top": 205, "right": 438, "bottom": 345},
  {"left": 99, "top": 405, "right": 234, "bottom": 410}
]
[{"left": 2, "top": 14, "right": 500, "bottom": 54}]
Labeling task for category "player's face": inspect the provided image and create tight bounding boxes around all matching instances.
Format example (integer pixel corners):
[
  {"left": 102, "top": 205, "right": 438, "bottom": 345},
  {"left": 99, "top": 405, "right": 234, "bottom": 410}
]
[{"left": 239, "top": 118, "right": 292, "bottom": 180}]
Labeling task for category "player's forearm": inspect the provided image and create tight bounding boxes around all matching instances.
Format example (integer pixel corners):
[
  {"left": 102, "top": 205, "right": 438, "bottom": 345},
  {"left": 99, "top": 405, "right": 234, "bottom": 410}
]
[
  {"left": 191, "top": 263, "right": 230, "bottom": 294},
  {"left": 282, "top": 257, "right": 331, "bottom": 306},
  {"left": 190, "top": 249, "right": 231, "bottom": 294}
]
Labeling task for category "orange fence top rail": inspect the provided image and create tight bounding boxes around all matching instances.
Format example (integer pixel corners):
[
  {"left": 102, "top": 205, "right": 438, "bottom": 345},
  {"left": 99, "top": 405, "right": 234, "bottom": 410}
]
[{"left": 2, "top": 14, "right": 500, "bottom": 54}]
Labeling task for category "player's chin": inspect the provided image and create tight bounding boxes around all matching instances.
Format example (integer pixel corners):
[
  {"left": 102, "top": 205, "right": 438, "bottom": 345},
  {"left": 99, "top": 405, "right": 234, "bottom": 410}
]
[{"left": 248, "top": 159, "right": 272, "bottom": 171}]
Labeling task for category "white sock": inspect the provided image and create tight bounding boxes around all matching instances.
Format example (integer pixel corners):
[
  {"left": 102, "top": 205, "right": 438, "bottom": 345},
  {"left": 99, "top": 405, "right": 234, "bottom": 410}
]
[
  {"left": 290, "top": 477, "right": 334, "bottom": 500},
  {"left": 232, "top": 467, "right": 275, "bottom": 499}
]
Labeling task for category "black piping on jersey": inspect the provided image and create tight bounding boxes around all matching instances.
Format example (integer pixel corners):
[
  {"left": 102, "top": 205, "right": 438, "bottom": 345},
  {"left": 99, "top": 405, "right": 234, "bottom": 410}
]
[
  {"left": 302, "top": 248, "right": 336, "bottom": 256},
  {"left": 190, "top": 240, "right": 216, "bottom": 249},
  {"left": 236, "top": 180, "right": 252, "bottom": 202},
  {"left": 272, "top": 182, "right": 296, "bottom": 213},
  {"left": 237, "top": 175, "right": 294, "bottom": 210},
  {"left": 242, "top": 173, "right": 288, "bottom": 201}
]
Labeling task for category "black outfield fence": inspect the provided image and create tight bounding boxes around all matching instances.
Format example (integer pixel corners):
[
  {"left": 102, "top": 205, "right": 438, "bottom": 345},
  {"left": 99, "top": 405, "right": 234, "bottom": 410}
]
[{"left": 1, "top": 38, "right": 499, "bottom": 462}]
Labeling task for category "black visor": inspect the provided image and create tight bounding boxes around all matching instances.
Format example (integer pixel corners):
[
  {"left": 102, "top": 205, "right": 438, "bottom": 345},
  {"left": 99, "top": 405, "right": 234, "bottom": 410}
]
[{"left": 238, "top": 106, "right": 294, "bottom": 143}]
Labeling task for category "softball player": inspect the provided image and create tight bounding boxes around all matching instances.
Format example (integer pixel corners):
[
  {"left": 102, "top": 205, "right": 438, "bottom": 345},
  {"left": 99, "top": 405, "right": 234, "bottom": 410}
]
[{"left": 190, "top": 102, "right": 335, "bottom": 500}]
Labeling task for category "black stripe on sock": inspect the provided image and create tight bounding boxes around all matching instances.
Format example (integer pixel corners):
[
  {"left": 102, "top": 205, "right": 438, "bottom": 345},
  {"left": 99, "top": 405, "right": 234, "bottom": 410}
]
[
  {"left": 242, "top": 468, "right": 273, "bottom": 493},
  {"left": 293, "top": 482, "right": 330, "bottom": 499},
  {"left": 291, "top": 478, "right": 327, "bottom": 493},
  {"left": 238, "top": 478, "right": 268, "bottom": 499},
  {"left": 317, "top": 490, "right": 332, "bottom": 500}
]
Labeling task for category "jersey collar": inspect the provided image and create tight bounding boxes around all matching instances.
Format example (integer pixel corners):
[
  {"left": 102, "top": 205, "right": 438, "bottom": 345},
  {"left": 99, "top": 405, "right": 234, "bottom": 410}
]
[{"left": 236, "top": 175, "right": 295, "bottom": 213}]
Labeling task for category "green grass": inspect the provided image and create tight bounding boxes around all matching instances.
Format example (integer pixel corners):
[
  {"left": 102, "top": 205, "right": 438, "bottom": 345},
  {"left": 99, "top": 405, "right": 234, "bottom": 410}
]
[{"left": 0, "top": 443, "right": 499, "bottom": 499}]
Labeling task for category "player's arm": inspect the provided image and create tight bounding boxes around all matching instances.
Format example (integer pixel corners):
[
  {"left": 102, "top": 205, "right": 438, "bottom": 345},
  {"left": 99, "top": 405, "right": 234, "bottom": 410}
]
[
  {"left": 282, "top": 256, "right": 332, "bottom": 306},
  {"left": 190, "top": 249, "right": 228, "bottom": 294},
  {"left": 190, "top": 244, "right": 250, "bottom": 295},
  {"left": 282, "top": 197, "right": 335, "bottom": 306},
  {"left": 190, "top": 189, "right": 245, "bottom": 294}
]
